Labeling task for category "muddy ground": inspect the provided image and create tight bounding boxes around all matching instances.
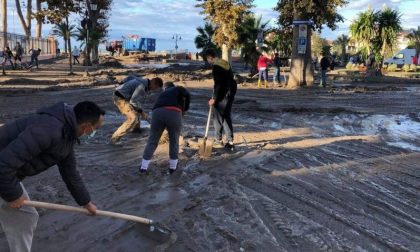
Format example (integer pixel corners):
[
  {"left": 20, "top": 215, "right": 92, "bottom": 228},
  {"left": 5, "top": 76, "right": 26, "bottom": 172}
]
[{"left": 0, "top": 58, "right": 420, "bottom": 252}]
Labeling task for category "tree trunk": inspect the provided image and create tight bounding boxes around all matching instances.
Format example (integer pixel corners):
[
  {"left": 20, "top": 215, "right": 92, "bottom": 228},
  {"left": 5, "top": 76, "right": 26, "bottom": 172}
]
[
  {"left": 15, "top": 0, "right": 31, "bottom": 52},
  {"left": 1, "top": 0, "right": 7, "bottom": 48},
  {"left": 287, "top": 18, "right": 314, "bottom": 88},
  {"left": 66, "top": 16, "right": 73, "bottom": 74},
  {"left": 222, "top": 44, "right": 231, "bottom": 62},
  {"left": 63, "top": 38, "right": 67, "bottom": 54},
  {"left": 35, "top": 0, "right": 42, "bottom": 38}
]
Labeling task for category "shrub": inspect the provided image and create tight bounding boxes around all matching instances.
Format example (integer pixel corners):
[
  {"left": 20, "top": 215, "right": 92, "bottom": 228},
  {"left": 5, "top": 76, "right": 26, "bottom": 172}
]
[
  {"left": 402, "top": 64, "right": 411, "bottom": 72},
  {"left": 387, "top": 63, "right": 398, "bottom": 72},
  {"left": 410, "top": 64, "right": 418, "bottom": 72},
  {"left": 346, "top": 62, "right": 353, "bottom": 70}
]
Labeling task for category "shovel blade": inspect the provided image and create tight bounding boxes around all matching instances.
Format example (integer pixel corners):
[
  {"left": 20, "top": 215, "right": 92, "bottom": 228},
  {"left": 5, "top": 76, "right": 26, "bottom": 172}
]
[
  {"left": 204, "top": 138, "right": 213, "bottom": 157},
  {"left": 134, "top": 222, "right": 176, "bottom": 244},
  {"left": 198, "top": 138, "right": 206, "bottom": 156}
]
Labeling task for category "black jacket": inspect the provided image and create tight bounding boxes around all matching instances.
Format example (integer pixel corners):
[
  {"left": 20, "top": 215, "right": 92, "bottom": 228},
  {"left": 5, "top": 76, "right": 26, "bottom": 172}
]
[
  {"left": 212, "top": 59, "right": 237, "bottom": 103},
  {"left": 153, "top": 86, "right": 191, "bottom": 112},
  {"left": 0, "top": 102, "right": 90, "bottom": 205},
  {"left": 320, "top": 56, "right": 331, "bottom": 71}
]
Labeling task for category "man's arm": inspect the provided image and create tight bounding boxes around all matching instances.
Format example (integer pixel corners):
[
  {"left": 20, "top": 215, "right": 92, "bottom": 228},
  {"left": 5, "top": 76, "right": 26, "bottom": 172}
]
[
  {"left": 0, "top": 125, "right": 54, "bottom": 203},
  {"left": 129, "top": 84, "right": 147, "bottom": 111},
  {"left": 212, "top": 66, "right": 229, "bottom": 103}
]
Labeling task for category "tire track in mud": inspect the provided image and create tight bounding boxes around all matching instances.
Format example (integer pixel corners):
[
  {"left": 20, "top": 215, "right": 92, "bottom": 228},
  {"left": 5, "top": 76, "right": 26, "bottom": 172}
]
[{"left": 240, "top": 176, "right": 412, "bottom": 251}]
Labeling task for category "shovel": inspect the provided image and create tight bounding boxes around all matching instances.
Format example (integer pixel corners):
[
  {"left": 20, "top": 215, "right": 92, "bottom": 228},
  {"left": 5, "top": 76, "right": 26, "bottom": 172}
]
[
  {"left": 24, "top": 200, "right": 177, "bottom": 244},
  {"left": 198, "top": 106, "right": 213, "bottom": 158}
]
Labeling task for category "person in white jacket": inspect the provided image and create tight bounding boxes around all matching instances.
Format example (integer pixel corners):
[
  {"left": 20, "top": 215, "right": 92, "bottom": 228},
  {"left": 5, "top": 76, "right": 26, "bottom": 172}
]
[{"left": 72, "top": 46, "right": 80, "bottom": 64}]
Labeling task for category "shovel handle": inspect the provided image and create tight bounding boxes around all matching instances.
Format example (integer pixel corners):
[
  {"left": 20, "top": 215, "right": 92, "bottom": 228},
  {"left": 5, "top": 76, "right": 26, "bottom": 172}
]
[
  {"left": 24, "top": 200, "right": 153, "bottom": 225},
  {"left": 204, "top": 106, "right": 213, "bottom": 138}
]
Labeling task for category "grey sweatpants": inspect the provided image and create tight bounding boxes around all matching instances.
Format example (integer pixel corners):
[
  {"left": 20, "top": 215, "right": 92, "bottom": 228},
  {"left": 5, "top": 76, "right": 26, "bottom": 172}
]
[
  {"left": 143, "top": 107, "right": 182, "bottom": 160},
  {"left": 0, "top": 183, "right": 39, "bottom": 252}
]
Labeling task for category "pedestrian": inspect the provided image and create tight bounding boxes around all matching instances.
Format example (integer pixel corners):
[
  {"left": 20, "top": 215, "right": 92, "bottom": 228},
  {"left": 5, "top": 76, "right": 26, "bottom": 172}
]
[
  {"left": 14, "top": 42, "right": 24, "bottom": 69},
  {"left": 111, "top": 76, "right": 163, "bottom": 144},
  {"left": 320, "top": 54, "right": 331, "bottom": 87},
  {"left": 272, "top": 53, "right": 282, "bottom": 85},
  {"left": 257, "top": 53, "right": 271, "bottom": 88},
  {"left": 0, "top": 101, "right": 105, "bottom": 252},
  {"left": 2, "top": 47, "right": 14, "bottom": 74},
  {"left": 196, "top": 52, "right": 199, "bottom": 60},
  {"left": 205, "top": 48, "right": 237, "bottom": 151},
  {"left": 72, "top": 46, "right": 80, "bottom": 64},
  {"left": 27, "top": 48, "right": 41, "bottom": 69},
  {"left": 56, "top": 48, "right": 61, "bottom": 58},
  {"left": 139, "top": 82, "right": 191, "bottom": 174},
  {"left": 411, "top": 55, "right": 418, "bottom": 66}
]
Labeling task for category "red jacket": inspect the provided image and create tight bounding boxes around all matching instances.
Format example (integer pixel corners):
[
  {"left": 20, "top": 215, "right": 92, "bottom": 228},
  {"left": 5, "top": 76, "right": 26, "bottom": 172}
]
[
  {"left": 257, "top": 55, "right": 270, "bottom": 70},
  {"left": 412, "top": 56, "right": 418, "bottom": 65}
]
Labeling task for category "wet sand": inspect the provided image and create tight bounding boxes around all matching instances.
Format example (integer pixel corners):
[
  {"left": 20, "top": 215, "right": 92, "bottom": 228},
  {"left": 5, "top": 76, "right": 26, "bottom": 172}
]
[{"left": 0, "top": 60, "right": 420, "bottom": 251}]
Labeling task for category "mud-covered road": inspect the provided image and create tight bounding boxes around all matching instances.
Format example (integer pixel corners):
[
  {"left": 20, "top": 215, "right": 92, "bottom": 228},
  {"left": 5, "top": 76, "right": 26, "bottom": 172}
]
[{"left": 0, "top": 75, "right": 419, "bottom": 251}]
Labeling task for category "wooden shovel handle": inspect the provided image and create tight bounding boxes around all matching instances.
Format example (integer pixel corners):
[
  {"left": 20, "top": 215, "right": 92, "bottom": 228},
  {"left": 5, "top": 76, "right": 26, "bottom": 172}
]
[
  {"left": 204, "top": 106, "right": 213, "bottom": 138},
  {"left": 24, "top": 200, "right": 153, "bottom": 225}
]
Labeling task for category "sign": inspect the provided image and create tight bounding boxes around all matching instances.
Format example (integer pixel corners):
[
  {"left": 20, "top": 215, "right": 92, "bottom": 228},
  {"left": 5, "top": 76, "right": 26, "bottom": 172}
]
[
  {"left": 257, "top": 28, "right": 263, "bottom": 49},
  {"left": 298, "top": 24, "right": 307, "bottom": 55}
]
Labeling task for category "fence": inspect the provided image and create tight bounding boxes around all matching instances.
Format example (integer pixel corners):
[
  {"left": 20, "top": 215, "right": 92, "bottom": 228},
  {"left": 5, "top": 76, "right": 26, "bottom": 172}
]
[{"left": 0, "top": 32, "right": 56, "bottom": 55}]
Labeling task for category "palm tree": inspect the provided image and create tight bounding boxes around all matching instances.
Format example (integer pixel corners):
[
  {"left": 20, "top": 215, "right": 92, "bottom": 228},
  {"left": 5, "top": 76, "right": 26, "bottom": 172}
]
[
  {"left": 51, "top": 22, "right": 77, "bottom": 54},
  {"left": 350, "top": 7, "right": 402, "bottom": 72},
  {"left": 334, "top": 34, "right": 349, "bottom": 65},
  {"left": 194, "top": 22, "right": 219, "bottom": 62},
  {"left": 237, "top": 14, "right": 270, "bottom": 73},
  {"left": 407, "top": 26, "right": 420, "bottom": 58}
]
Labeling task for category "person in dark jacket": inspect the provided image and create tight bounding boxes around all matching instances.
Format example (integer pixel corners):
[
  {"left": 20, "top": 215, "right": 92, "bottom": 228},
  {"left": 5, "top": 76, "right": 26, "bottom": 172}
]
[
  {"left": 14, "top": 42, "right": 24, "bottom": 68},
  {"left": 140, "top": 82, "right": 190, "bottom": 174},
  {"left": 205, "top": 48, "right": 237, "bottom": 151},
  {"left": 0, "top": 101, "right": 105, "bottom": 252},
  {"left": 272, "top": 53, "right": 282, "bottom": 85},
  {"left": 320, "top": 55, "right": 331, "bottom": 87}
]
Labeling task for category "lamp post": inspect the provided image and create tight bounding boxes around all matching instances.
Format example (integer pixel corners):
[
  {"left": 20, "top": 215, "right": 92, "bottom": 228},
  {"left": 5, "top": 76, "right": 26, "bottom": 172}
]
[{"left": 172, "top": 34, "right": 181, "bottom": 59}]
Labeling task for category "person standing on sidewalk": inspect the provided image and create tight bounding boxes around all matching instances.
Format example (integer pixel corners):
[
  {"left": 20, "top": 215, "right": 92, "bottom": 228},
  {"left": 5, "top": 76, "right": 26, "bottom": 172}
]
[
  {"left": 257, "top": 53, "right": 271, "bottom": 88},
  {"left": 205, "top": 48, "right": 237, "bottom": 151},
  {"left": 139, "top": 82, "right": 190, "bottom": 174},
  {"left": 0, "top": 101, "right": 105, "bottom": 252},
  {"left": 272, "top": 53, "right": 282, "bottom": 86},
  {"left": 320, "top": 54, "right": 331, "bottom": 87},
  {"left": 111, "top": 77, "right": 163, "bottom": 144},
  {"left": 27, "top": 48, "right": 41, "bottom": 69}
]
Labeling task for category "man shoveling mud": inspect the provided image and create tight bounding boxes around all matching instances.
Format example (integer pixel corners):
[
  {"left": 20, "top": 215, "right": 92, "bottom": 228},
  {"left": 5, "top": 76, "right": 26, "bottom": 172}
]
[
  {"left": 0, "top": 101, "right": 105, "bottom": 252},
  {"left": 111, "top": 76, "right": 163, "bottom": 144},
  {"left": 205, "top": 49, "right": 237, "bottom": 151}
]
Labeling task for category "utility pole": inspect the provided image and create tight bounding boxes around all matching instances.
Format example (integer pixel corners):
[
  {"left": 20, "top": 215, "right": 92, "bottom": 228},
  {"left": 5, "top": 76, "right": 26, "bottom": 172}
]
[{"left": 172, "top": 34, "right": 181, "bottom": 59}]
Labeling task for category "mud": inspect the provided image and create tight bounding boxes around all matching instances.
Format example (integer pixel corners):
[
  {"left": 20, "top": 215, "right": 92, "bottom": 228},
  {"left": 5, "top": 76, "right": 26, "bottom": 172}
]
[{"left": 0, "top": 61, "right": 419, "bottom": 251}]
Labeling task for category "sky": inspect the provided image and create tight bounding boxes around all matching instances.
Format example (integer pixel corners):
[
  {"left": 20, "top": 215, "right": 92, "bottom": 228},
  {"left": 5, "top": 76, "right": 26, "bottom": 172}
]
[{"left": 5, "top": 0, "right": 420, "bottom": 52}]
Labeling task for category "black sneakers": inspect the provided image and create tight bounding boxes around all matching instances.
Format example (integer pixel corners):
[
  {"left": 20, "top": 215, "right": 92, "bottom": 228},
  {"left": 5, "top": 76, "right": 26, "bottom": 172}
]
[
  {"left": 139, "top": 168, "right": 148, "bottom": 174},
  {"left": 224, "top": 142, "right": 235, "bottom": 151}
]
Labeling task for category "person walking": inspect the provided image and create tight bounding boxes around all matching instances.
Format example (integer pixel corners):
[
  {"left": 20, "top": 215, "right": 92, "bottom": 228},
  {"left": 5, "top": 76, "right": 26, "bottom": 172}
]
[
  {"left": 2, "top": 47, "right": 14, "bottom": 74},
  {"left": 272, "top": 53, "right": 282, "bottom": 86},
  {"left": 320, "top": 54, "right": 331, "bottom": 87},
  {"left": 139, "top": 82, "right": 191, "bottom": 174},
  {"left": 205, "top": 48, "right": 237, "bottom": 151},
  {"left": 14, "top": 42, "right": 24, "bottom": 69},
  {"left": 411, "top": 55, "right": 418, "bottom": 66},
  {"left": 257, "top": 53, "right": 271, "bottom": 88},
  {"left": 111, "top": 76, "right": 163, "bottom": 144},
  {"left": 0, "top": 101, "right": 105, "bottom": 252},
  {"left": 72, "top": 46, "right": 81, "bottom": 64}
]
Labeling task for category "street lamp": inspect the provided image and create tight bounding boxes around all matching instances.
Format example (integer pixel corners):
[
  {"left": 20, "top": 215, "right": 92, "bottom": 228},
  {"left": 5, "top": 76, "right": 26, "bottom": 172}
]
[{"left": 172, "top": 34, "right": 181, "bottom": 59}]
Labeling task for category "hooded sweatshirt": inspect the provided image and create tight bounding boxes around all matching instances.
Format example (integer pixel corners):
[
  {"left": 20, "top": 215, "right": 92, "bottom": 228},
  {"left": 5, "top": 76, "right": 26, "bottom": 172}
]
[
  {"left": 0, "top": 102, "right": 90, "bottom": 205},
  {"left": 212, "top": 58, "right": 237, "bottom": 103}
]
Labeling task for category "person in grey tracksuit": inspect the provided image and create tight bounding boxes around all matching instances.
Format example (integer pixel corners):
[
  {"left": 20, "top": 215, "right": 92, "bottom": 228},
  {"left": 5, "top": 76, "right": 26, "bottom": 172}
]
[{"left": 140, "top": 82, "right": 190, "bottom": 174}]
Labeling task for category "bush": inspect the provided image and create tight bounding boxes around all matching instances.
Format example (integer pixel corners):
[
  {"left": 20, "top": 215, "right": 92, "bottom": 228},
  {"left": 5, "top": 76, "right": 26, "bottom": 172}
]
[
  {"left": 402, "top": 64, "right": 411, "bottom": 72},
  {"left": 410, "top": 64, "right": 418, "bottom": 72},
  {"left": 387, "top": 63, "right": 397, "bottom": 72}
]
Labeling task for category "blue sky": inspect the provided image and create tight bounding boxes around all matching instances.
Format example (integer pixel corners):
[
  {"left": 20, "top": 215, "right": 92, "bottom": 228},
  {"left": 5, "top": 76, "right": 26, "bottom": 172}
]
[{"left": 6, "top": 0, "right": 420, "bottom": 52}]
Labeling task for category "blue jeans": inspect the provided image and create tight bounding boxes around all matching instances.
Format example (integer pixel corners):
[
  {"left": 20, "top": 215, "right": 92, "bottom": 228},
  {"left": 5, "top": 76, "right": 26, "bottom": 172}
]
[
  {"left": 273, "top": 67, "right": 280, "bottom": 83},
  {"left": 214, "top": 95, "right": 234, "bottom": 142},
  {"left": 320, "top": 70, "right": 327, "bottom": 86},
  {"left": 258, "top": 69, "right": 268, "bottom": 81}
]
